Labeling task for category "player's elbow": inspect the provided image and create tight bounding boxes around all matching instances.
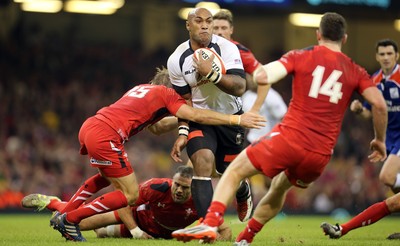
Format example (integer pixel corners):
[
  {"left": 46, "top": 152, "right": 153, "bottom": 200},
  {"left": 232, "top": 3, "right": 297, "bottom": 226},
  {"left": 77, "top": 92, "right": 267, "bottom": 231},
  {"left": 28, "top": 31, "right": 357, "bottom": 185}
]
[
  {"left": 147, "top": 125, "right": 163, "bottom": 136},
  {"left": 230, "top": 80, "right": 246, "bottom": 97},
  {"left": 229, "top": 75, "right": 246, "bottom": 96},
  {"left": 235, "top": 84, "right": 246, "bottom": 96},
  {"left": 147, "top": 124, "right": 172, "bottom": 136},
  {"left": 372, "top": 97, "right": 387, "bottom": 114}
]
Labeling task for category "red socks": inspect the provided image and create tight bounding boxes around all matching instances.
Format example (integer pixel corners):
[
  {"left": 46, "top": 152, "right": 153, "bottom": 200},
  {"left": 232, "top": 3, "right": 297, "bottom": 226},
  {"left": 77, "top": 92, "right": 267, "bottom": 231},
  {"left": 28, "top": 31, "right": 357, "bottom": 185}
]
[
  {"left": 66, "top": 190, "right": 128, "bottom": 224},
  {"left": 341, "top": 201, "right": 390, "bottom": 235},
  {"left": 203, "top": 201, "right": 227, "bottom": 227},
  {"left": 47, "top": 200, "right": 66, "bottom": 212},
  {"left": 236, "top": 218, "right": 264, "bottom": 243},
  {"left": 60, "top": 173, "right": 110, "bottom": 214}
]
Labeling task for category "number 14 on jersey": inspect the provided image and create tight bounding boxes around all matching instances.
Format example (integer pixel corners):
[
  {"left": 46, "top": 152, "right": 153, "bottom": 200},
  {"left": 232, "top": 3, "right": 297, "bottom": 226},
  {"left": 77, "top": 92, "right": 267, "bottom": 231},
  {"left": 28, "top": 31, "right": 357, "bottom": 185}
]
[{"left": 309, "top": 65, "right": 343, "bottom": 104}]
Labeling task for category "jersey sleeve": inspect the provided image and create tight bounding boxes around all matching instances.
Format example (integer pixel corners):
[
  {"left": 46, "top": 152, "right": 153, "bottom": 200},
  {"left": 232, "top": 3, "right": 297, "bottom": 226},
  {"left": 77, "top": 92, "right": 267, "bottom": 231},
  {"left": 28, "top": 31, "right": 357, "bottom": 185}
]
[
  {"left": 355, "top": 66, "right": 376, "bottom": 95},
  {"left": 277, "top": 50, "right": 296, "bottom": 74},
  {"left": 163, "top": 87, "right": 187, "bottom": 115},
  {"left": 238, "top": 45, "right": 260, "bottom": 74},
  {"left": 363, "top": 72, "right": 381, "bottom": 111},
  {"left": 167, "top": 53, "right": 187, "bottom": 88},
  {"left": 222, "top": 40, "right": 245, "bottom": 71}
]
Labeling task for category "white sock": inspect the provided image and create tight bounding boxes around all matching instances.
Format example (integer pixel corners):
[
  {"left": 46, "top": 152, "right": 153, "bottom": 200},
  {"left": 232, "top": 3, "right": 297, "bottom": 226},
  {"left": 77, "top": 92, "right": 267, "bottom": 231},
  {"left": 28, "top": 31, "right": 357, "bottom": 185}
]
[
  {"left": 106, "top": 225, "right": 116, "bottom": 237},
  {"left": 393, "top": 173, "right": 400, "bottom": 189}
]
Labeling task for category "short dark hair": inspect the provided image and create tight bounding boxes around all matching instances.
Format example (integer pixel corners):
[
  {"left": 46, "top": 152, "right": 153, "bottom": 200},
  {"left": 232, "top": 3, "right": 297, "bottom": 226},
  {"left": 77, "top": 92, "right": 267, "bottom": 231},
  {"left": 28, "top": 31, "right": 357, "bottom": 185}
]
[
  {"left": 319, "top": 12, "right": 346, "bottom": 42},
  {"left": 149, "top": 67, "right": 172, "bottom": 88},
  {"left": 376, "top": 39, "right": 398, "bottom": 53},
  {"left": 175, "top": 165, "right": 193, "bottom": 179},
  {"left": 213, "top": 10, "right": 234, "bottom": 26}
]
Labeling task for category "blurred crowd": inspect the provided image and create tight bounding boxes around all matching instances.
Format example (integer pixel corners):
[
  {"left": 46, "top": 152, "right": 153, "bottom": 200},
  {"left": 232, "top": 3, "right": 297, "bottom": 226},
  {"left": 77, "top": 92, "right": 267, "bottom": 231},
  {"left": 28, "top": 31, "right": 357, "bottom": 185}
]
[{"left": 0, "top": 21, "right": 389, "bottom": 215}]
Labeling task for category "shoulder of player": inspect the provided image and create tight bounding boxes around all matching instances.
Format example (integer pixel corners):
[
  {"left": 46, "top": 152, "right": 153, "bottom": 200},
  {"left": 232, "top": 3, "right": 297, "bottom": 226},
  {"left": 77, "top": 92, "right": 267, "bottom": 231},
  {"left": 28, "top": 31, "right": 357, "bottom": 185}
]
[
  {"left": 391, "top": 64, "right": 400, "bottom": 81},
  {"left": 371, "top": 70, "right": 383, "bottom": 83},
  {"left": 141, "top": 178, "right": 172, "bottom": 193},
  {"left": 231, "top": 39, "right": 252, "bottom": 53},
  {"left": 169, "top": 41, "right": 192, "bottom": 60},
  {"left": 212, "top": 34, "right": 238, "bottom": 51}
]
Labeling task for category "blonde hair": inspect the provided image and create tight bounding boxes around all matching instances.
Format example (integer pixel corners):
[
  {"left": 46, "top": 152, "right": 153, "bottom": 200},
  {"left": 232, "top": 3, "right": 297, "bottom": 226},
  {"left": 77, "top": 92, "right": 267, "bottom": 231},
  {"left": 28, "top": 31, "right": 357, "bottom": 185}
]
[
  {"left": 149, "top": 67, "right": 172, "bottom": 88},
  {"left": 213, "top": 10, "right": 234, "bottom": 26}
]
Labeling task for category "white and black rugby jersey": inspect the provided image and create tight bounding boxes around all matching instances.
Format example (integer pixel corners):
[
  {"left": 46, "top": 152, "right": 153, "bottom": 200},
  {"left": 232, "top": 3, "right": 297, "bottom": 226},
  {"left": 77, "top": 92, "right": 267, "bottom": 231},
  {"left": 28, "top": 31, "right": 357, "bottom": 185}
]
[{"left": 167, "top": 34, "right": 245, "bottom": 114}]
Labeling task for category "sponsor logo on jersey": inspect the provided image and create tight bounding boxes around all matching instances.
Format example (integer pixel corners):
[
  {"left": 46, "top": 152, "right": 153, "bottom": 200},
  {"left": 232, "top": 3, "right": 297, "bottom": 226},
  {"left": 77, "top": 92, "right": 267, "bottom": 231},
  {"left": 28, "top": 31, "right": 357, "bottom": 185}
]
[
  {"left": 196, "top": 77, "right": 212, "bottom": 86},
  {"left": 90, "top": 158, "right": 112, "bottom": 166},
  {"left": 386, "top": 98, "right": 400, "bottom": 112},
  {"left": 184, "top": 68, "right": 196, "bottom": 75}
]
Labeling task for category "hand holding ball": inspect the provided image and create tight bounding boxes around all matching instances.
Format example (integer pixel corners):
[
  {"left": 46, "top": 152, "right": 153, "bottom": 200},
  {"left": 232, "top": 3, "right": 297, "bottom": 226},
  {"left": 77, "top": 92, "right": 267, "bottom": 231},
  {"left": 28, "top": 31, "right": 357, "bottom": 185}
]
[{"left": 193, "top": 48, "right": 226, "bottom": 84}]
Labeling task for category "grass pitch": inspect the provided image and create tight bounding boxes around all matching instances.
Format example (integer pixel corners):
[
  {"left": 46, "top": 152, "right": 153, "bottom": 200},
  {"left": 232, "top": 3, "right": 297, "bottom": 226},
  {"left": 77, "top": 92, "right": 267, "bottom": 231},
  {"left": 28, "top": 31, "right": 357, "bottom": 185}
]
[{"left": 0, "top": 213, "right": 399, "bottom": 245}]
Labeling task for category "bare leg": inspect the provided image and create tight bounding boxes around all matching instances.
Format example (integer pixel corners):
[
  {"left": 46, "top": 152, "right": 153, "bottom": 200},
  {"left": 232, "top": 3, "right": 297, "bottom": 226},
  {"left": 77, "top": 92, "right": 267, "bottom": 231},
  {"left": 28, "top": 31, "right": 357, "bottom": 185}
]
[
  {"left": 79, "top": 211, "right": 119, "bottom": 231},
  {"left": 253, "top": 172, "right": 292, "bottom": 224},
  {"left": 379, "top": 154, "right": 400, "bottom": 193},
  {"left": 64, "top": 172, "right": 138, "bottom": 224},
  {"left": 234, "top": 172, "right": 292, "bottom": 243},
  {"left": 106, "top": 172, "right": 139, "bottom": 234}
]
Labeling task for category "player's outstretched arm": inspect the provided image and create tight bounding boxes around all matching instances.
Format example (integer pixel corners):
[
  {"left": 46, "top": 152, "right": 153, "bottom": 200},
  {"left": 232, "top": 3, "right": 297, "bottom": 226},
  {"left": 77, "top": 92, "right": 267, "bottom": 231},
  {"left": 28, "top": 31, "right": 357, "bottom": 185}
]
[
  {"left": 250, "top": 61, "right": 287, "bottom": 112},
  {"left": 175, "top": 104, "right": 266, "bottom": 129},
  {"left": 117, "top": 206, "right": 154, "bottom": 239},
  {"left": 361, "top": 86, "right": 387, "bottom": 162}
]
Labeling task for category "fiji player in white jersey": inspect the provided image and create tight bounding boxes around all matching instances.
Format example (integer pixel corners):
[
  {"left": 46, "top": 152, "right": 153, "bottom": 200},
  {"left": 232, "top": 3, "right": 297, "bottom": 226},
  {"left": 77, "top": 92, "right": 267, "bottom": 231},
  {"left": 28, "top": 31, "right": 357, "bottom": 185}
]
[
  {"left": 242, "top": 82, "right": 287, "bottom": 145},
  {"left": 167, "top": 7, "right": 255, "bottom": 222}
]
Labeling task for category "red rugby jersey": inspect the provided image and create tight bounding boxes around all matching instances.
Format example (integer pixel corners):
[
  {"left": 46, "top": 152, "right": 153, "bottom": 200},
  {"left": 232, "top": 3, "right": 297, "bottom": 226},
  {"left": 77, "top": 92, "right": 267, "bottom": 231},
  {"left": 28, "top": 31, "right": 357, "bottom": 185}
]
[
  {"left": 278, "top": 45, "right": 375, "bottom": 155},
  {"left": 231, "top": 40, "right": 260, "bottom": 74},
  {"left": 95, "top": 84, "right": 186, "bottom": 141},
  {"left": 132, "top": 178, "right": 198, "bottom": 238}
]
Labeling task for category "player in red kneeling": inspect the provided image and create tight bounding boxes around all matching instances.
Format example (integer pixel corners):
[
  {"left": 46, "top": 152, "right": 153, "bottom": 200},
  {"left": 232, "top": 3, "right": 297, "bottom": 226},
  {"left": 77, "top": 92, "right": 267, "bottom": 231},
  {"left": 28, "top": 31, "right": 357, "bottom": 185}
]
[{"left": 22, "top": 166, "right": 231, "bottom": 240}]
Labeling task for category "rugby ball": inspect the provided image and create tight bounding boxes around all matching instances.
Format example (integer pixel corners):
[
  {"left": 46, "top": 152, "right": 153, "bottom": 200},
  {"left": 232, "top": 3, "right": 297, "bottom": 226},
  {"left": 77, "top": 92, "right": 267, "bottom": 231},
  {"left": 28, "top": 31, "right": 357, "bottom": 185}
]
[{"left": 193, "top": 48, "right": 226, "bottom": 75}]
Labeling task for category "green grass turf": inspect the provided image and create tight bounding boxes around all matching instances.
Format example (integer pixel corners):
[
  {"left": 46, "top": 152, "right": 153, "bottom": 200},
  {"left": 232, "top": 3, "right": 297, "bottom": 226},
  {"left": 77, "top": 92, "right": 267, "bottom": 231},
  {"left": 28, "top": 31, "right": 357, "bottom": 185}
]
[{"left": 0, "top": 213, "right": 399, "bottom": 245}]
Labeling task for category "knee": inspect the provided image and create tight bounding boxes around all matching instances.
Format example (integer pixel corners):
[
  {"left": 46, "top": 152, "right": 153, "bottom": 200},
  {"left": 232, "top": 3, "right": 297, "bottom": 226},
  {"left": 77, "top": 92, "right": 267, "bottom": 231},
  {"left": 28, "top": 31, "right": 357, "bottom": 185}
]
[
  {"left": 191, "top": 155, "right": 215, "bottom": 177},
  {"left": 379, "top": 171, "right": 395, "bottom": 187},
  {"left": 385, "top": 195, "right": 400, "bottom": 212}
]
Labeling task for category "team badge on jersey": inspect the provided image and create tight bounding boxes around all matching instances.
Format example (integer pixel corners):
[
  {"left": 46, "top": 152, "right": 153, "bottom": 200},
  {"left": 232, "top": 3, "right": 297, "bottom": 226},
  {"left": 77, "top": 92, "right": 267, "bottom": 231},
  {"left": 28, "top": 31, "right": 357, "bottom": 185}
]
[
  {"left": 236, "top": 133, "right": 243, "bottom": 145},
  {"left": 390, "top": 87, "right": 399, "bottom": 99},
  {"left": 184, "top": 208, "right": 194, "bottom": 219}
]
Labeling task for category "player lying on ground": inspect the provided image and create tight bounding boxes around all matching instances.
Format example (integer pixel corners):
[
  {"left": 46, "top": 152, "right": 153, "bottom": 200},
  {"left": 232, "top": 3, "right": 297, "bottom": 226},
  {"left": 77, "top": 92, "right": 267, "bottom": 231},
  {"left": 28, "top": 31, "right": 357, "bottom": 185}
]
[{"left": 21, "top": 165, "right": 231, "bottom": 240}]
